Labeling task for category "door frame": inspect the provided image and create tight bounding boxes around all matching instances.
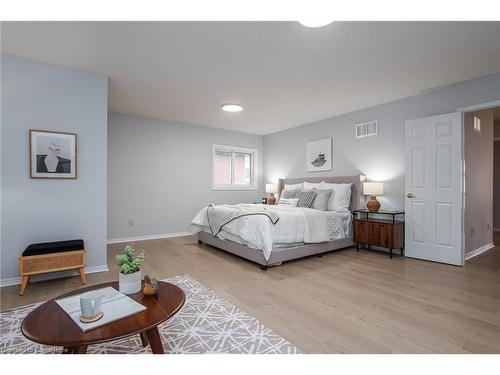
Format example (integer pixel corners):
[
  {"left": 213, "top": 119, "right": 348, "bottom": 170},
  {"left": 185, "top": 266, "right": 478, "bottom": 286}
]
[{"left": 456, "top": 99, "right": 500, "bottom": 263}]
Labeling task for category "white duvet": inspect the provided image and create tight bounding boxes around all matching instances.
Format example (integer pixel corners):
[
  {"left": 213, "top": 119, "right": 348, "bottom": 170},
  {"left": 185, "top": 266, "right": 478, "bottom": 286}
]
[{"left": 190, "top": 204, "right": 352, "bottom": 261}]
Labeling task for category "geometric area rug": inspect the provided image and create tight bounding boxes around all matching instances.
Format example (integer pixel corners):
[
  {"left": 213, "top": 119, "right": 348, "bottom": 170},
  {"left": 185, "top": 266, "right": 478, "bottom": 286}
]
[{"left": 0, "top": 274, "right": 300, "bottom": 354}]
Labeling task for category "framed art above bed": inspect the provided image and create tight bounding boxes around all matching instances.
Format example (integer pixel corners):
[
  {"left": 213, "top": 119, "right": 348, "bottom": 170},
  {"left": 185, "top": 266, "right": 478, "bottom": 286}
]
[{"left": 306, "top": 137, "right": 332, "bottom": 172}]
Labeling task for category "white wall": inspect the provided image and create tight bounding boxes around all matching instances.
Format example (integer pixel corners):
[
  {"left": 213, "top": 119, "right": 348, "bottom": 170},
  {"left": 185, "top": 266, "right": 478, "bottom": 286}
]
[
  {"left": 107, "top": 112, "right": 264, "bottom": 241},
  {"left": 264, "top": 73, "right": 500, "bottom": 211},
  {"left": 1, "top": 54, "right": 108, "bottom": 283}
]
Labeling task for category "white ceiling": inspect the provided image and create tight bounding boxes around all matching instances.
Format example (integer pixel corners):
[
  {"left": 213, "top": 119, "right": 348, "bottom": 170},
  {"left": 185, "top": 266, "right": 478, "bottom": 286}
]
[{"left": 2, "top": 22, "right": 500, "bottom": 135}]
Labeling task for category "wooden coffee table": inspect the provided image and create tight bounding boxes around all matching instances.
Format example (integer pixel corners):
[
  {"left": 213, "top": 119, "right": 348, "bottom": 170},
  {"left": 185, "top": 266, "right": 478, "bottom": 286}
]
[{"left": 21, "top": 281, "right": 185, "bottom": 354}]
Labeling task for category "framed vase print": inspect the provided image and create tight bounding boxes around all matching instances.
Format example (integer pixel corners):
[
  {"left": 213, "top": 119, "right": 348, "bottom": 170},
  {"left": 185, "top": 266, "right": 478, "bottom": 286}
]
[
  {"left": 30, "top": 129, "right": 77, "bottom": 179},
  {"left": 306, "top": 137, "right": 332, "bottom": 172}
]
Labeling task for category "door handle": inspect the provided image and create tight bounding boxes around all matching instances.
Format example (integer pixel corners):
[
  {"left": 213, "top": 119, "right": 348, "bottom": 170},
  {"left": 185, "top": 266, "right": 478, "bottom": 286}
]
[{"left": 407, "top": 193, "right": 414, "bottom": 198}]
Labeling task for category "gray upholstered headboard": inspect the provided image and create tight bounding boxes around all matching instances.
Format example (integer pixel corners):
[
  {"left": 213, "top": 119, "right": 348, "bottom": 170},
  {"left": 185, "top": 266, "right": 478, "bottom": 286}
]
[{"left": 277, "top": 175, "right": 363, "bottom": 210}]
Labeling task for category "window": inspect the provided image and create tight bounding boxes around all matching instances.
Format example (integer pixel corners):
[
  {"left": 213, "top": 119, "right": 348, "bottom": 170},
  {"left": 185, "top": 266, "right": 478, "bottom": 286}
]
[{"left": 212, "top": 144, "right": 258, "bottom": 190}]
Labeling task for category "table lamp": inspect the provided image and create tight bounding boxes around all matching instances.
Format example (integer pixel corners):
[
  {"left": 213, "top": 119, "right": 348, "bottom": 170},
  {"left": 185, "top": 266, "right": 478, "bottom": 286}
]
[
  {"left": 265, "top": 184, "right": 278, "bottom": 205},
  {"left": 363, "top": 182, "right": 384, "bottom": 212}
]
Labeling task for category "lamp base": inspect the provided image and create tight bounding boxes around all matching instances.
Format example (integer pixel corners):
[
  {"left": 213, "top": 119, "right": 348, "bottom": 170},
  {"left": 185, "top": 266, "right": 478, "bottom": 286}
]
[
  {"left": 366, "top": 196, "right": 381, "bottom": 212},
  {"left": 267, "top": 193, "right": 276, "bottom": 205}
]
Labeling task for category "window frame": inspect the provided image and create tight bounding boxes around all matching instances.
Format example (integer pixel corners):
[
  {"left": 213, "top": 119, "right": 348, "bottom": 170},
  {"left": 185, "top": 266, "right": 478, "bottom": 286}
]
[{"left": 212, "top": 144, "right": 258, "bottom": 191}]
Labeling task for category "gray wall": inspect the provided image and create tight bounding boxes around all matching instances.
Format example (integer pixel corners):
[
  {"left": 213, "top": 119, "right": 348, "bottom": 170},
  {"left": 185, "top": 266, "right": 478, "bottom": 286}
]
[
  {"left": 264, "top": 73, "right": 500, "bottom": 211},
  {"left": 464, "top": 110, "right": 494, "bottom": 254},
  {"left": 108, "top": 112, "right": 264, "bottom": 240},
  {"left": 1, "top": 54, "right": 108, "bottom": 282},
  {"left": 494, "top": 127, "right": 500, "bottom": 229}
]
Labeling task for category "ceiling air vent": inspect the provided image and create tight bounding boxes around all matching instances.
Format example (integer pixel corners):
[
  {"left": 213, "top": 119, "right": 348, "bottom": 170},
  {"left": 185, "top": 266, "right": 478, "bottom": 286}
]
[{"left": 356, "top": 120, "right": 378, "bottom": 138}]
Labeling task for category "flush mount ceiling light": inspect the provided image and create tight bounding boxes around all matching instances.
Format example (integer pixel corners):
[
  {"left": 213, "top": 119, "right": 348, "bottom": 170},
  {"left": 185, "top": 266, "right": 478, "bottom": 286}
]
[
  {"left": 297, "top": 20, "right": 334, "bottom": 28},
  {"left": 221, "top": 104, "right": 243, "bottom": 112}
]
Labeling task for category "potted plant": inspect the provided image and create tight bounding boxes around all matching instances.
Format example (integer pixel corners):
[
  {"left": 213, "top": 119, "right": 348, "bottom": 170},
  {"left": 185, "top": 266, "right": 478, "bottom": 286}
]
[{"left": 116, "top": 244, "right": 145, "bottom": 294}]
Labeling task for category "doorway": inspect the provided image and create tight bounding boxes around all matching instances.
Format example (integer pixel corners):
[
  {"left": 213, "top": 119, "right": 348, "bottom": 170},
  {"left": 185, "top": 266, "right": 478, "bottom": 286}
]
[
  {"left": 403, "top": 103, "right": 500, "bottom": 266},
  {"left": 494, "top": 109, "right": 500, "bottom": 246},
  {"left": 463, "top": 107, "right": 499, "bottom": 260}
]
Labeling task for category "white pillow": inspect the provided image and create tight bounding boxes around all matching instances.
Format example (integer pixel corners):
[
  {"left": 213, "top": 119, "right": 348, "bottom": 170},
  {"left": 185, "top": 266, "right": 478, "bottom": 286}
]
[
  {"left": 303, "top": 181, "right": 323, "bottom": 190},
  {"left": 278, "top": 197, "right": 299, "bottom": 207},
  {"left": 318, "top": 182, "right": 352, "bottom": 211},
  {"left": 284, "top": 183, "right": 304, "bottom": 190}
]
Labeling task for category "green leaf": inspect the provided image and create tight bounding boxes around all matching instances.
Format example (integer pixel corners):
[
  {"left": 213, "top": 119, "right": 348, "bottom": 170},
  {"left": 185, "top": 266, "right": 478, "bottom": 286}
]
[{"left": 116, "top": 244, "right": 144, "bottom": 274}]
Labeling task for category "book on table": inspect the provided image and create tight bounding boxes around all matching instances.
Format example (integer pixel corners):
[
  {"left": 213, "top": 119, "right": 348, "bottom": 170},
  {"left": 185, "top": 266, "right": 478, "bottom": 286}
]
[{"left": 55, "top": 287, "right": 146, "bottom": 332}]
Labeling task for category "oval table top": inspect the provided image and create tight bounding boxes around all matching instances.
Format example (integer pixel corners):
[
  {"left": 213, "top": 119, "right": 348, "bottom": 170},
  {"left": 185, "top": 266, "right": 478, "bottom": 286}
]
[{"left": 21, "top": 281, "right": 185, "bottom": 347}]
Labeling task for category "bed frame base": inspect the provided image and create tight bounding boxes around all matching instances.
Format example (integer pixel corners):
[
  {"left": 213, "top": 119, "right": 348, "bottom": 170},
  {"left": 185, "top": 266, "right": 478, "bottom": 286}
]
[{"left": 197, "top": 232, "right": 354, "bottom": 268}]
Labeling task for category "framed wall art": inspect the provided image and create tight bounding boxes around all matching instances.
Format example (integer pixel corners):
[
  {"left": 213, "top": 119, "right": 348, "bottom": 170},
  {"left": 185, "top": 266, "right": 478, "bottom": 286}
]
[
  {"left": 30, "top": 129, "right": 77, "bottom": 179},
  {"left": 306, "top": 137, "right": 332, "bottom": 172}
]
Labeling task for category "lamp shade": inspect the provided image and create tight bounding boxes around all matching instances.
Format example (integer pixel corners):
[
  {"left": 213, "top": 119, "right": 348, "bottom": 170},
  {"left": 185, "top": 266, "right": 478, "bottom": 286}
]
[
  {"left": 363, "top": 182, "right": 384, "bottom": 196},
  {"left": 266, "top": 184, "right": 278, "bottom": 193}
]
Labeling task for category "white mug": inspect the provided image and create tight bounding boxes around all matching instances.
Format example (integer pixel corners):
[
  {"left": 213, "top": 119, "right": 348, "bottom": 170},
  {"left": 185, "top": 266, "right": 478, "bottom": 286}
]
[{"left": 80, "top": 291, "right": 103, "bottom": 319}]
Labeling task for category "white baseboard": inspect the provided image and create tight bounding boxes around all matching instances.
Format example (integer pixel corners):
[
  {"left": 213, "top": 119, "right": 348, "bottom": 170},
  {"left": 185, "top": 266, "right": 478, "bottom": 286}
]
[
  {"left": 107, "top": 231, "right": 192, "bottom": 244},
  {"left": 0, "top": 264, "right": 109, "bottom": 288},
  {"left": 465, "top": 242, "right": 495, "bottom": 261}
]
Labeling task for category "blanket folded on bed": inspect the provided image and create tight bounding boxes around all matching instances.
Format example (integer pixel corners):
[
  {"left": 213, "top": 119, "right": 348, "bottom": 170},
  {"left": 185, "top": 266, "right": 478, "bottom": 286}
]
[{"left": 206, "top": 204, "right": 279, "bottom": 236}]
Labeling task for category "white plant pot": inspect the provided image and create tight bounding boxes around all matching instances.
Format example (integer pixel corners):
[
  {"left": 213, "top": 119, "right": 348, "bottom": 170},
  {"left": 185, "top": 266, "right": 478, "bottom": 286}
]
[{"left": 119, "top": 270, "right": 142, "bottom": 294}]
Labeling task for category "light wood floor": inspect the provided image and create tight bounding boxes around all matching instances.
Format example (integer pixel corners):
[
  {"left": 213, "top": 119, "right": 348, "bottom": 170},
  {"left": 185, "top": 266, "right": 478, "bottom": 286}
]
[{"left": 1, "top": 233, "right": 499, "bottom": 353}]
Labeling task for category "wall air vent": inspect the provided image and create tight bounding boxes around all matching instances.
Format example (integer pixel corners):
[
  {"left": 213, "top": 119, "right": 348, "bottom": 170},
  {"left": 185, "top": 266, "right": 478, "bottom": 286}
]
[
  {"left": 356, "top": 120, "right": 378, "bottom": 138},
  {"left": 473, "top": 116, "right": 481, "bottom": 133}
]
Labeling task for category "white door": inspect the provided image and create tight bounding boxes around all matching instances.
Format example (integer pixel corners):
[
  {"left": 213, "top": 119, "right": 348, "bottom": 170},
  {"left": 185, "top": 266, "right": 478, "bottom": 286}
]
[{"left": 404, "top": 112, "right": 463, "bottom": 265}]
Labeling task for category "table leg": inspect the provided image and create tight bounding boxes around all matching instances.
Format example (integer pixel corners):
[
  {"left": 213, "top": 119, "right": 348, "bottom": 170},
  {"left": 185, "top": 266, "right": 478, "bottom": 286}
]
[
  {"left": 145, "top": 326, "right": 164, "bottom": 354},
  {"left": 62, "top": 345, "right": 87, "bottom": 354},
  {"left": 62, "top": 347, "right": 73, "bottom": 354},
  {"left": 140, "top": 332, "right": 149, "bottom": 347},
  {"left": 389, "top": 248, "right": 393, "bottom": 259},
  {"left": 73, "top": 345, "right": 88, "bottom": 354}
]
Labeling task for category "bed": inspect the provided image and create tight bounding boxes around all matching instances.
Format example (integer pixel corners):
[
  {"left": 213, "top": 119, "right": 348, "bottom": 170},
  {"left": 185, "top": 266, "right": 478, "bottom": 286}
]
[{"left": 191, "top": 175, "right": 363, "bottom": 269}]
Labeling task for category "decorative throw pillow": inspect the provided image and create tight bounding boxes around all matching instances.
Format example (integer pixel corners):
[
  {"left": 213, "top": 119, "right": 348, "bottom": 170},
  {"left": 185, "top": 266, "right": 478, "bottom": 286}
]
[
  {"left": 278, "top": 197, "right": 299, "bottom": 207},
  {"left": 281, "top": 189, "right": 298, "bottom": 199},
  {"left": 311, "top": 189, "right": 332, "bottom": 211},
  {"left": 297, "top": 190, "right": 317, "bottom": 208}
]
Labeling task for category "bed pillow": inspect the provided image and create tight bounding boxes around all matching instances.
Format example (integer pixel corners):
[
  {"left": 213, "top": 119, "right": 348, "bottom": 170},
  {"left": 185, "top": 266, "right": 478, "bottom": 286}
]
[
  {"left": 296, "top": 190, "right": 317, "bottom": 208},
  {"left": 311, "top": 189, "right": 332, "bottom": 211},
  {"left": 319, "top": 182, "right": 352, "bottom": 211},
  {"left": 303, "top": 181, "right": 323, "bottom": 190},
  {"left": 284, "top": 182, "right": 304, "bottom": 191},
  {"left": 280, "top": 189, "right": 298, "bottom": 199},
  {"left": 278, "top": 197, "right": 299, "bottom": 207}
]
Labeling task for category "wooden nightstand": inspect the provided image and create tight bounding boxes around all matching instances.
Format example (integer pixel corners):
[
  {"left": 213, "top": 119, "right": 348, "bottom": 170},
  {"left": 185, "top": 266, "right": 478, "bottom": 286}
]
[{"left": 353, "top": 210, "right": 405, "bottom": 259}]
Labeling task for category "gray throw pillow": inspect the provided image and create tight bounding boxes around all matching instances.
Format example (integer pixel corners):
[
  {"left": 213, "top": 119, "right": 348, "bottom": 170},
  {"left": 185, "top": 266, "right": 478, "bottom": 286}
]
[
  {"left": 297, "top": 190, "right": 317, "bottom": 208},
  {"left": 281, "top": 189, "right": 298, "bottom": 199},
  {"left": 311, "top": 189, "right": 332, "bottom": 211}
]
